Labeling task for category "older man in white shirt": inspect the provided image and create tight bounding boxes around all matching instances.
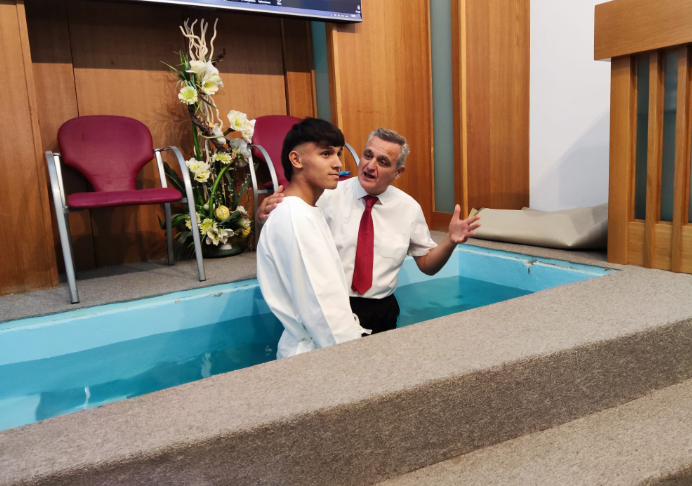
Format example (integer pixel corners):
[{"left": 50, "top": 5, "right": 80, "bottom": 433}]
[{"left": 259, "top": 127, "right": 480, "bottom": 334}]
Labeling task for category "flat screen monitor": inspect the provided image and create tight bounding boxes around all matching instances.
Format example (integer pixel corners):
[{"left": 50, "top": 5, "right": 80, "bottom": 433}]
[{"left": 123, "top": 0, "right": 362, "bottom": 22}]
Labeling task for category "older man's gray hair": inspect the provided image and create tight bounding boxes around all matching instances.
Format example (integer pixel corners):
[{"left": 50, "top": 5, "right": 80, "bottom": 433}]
[{"left": 366, "top": 128, "right": 410, "bottom": 169}]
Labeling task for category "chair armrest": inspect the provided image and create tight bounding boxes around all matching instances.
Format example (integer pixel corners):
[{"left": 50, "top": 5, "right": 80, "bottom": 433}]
[
  {"left": 345, "top": 142, "right": 359, "bottom": 167},
  {"left": 45, "top": 151, "right": 67, "bottom": 210},
  {"left": 249, "top": 144, "right": 280, "bottom": 190},
  {"left": 155, "top": 146, "right": 201, "bottom": 228}
]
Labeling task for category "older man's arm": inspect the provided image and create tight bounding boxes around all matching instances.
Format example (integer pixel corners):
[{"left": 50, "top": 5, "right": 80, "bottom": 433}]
[
  {"left": 414, "top": 205, "right": 480, "bottom": 276},
  {"left": 256, "top": 185, "right": 285, "bottom": 225}
]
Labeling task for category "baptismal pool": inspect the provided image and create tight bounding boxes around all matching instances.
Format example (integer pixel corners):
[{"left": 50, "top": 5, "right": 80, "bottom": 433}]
[{"left": 0, "top": 246, "right": 612, "bottom": 431}]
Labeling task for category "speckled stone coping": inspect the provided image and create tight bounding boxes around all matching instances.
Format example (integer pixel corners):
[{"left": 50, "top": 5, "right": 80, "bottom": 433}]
[
  {"left": 1, "top": 244, "right": 691, "bottom": 485},
  {"left": 379, "top": 378, "right": 692, "bottom": 486}
]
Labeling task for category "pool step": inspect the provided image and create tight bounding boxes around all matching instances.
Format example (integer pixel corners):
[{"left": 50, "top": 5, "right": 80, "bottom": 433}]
[
  {"left": 378, "top": 377, "right": 692, "bottom": 485},
  {"left": 2, "top": 265, "right": 692, "bottom": 485}
]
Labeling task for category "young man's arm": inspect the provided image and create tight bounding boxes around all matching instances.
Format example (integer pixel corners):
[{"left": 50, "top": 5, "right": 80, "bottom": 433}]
[{"left": 272, "top": 203, "right": 363, "bottom": 347}]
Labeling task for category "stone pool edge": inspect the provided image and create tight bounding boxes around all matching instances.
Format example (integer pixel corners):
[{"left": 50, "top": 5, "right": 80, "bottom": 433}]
[{"left": 1, "top": 261, "right": 692, "bottom": 485}]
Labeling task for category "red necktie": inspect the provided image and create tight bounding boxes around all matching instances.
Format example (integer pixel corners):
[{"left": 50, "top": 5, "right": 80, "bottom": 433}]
[{"left": 352, "top": 195, "right": 378, "bottom": 295}]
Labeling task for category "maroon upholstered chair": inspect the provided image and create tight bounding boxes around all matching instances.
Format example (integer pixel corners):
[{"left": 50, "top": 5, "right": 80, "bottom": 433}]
[
  {"left": 247, "top": 115, "right": 360, "bottom": 229},
  {"left": 46, "top": 115, "right": 206, "bottom": 303}
]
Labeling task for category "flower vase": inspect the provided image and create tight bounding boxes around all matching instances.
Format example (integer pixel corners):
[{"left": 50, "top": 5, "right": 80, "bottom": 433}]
[{"left": 202, "top": 240, "right": 244, "bottom": 258}]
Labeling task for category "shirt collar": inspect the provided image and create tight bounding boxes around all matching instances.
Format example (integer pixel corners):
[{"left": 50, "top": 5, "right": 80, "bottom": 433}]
[{"left": 355, "top": 178, "right": 393, "bottom": 205}]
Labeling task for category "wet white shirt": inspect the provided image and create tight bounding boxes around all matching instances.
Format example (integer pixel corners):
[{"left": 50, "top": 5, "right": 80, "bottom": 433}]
[
  {"left": 317, "top": 177, "right": 438, "bottom": 299},
  {"left": 257, "top": 196, "right": 366, "bottom": 359}
]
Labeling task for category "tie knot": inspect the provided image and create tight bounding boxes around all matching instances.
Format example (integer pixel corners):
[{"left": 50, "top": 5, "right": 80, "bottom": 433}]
[{"left": 364, "top": 195, "right": 378, "bottom": 209}]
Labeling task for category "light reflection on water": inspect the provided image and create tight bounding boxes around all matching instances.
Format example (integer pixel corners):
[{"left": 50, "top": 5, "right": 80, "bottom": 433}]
[{"left": 0, "top": 276, "right": 531, "bottom": 431}]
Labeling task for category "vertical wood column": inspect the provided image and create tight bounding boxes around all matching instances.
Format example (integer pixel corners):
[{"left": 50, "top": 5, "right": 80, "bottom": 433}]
[
  {"left": 281, "top": 19, "right": 316, "bottom": 119},
  {"left": 671, "top": 46, "right": 691, "bottom": 272},
  {"left": 607, "top": 56, "right": 637, "bottom": 265},
  {"left": 644, "top": 52, "right": 665, "bottom": 268},
  {"left": 0, "top": 0, "right": 59, "bottom": 295}
]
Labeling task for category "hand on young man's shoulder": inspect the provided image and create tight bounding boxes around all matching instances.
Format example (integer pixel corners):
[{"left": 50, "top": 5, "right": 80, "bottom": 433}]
[{"left": 257, "top": 185, "right": 285, "bottom": 225}]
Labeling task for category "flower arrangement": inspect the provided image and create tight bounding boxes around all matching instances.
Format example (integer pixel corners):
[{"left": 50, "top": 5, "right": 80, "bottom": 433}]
[{"left": 161, "top": 18, "right": 256, "bottom": 257}]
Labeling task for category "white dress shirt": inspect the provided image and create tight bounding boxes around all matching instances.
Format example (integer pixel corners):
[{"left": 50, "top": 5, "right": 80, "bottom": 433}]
[
  {"left": 257, "top": 196, "right": 366, "bottom": 359},
  {"left": 317, "top": 177, "right": 437, "bottom": 299}
]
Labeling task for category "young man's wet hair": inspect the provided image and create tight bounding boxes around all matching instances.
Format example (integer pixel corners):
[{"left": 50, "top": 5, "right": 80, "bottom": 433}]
[{"left": 280, "top": 117, "right": 345, "bottom": 181}]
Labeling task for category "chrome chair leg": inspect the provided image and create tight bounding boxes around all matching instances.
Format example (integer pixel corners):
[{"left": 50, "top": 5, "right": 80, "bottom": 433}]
[
  {"left": 188, "top": 199, "right": 206, "bottom": 282},
  {"left": 167, "top": 146, "right": 206, "bottom": 282},
  {"left": 60, "top": 211, "right": 79, "bottom": 304},
  {"left": 164, "top": 203, "right": 174, "bottom": 265},
  {"left": 46, "top": 151, "right": 79, "bottom": 304}
]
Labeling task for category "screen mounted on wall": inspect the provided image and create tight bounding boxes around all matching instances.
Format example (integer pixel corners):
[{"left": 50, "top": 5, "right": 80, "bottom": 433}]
[{"left": 124, "top": 0, "right": 362, "bottom": 22}]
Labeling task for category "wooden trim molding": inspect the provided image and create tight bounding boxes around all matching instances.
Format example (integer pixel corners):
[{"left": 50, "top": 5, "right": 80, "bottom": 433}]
[{"left": 595, "top": 0, "right": 692, "bottom": 60}]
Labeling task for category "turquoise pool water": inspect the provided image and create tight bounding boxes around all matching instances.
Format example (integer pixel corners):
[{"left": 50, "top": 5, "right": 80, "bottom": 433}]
[{"left": 0, "top": 247, "right": 611, "bottom": 431}]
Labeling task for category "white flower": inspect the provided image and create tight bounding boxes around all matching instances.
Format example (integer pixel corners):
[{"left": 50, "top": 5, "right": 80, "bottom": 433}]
[
  {"left": 227, "top": 111, "right": 255, "bottom": 142},
  {"left": 185, "top": 158, "right": 208, "bottom": 174},
  {"left": 211, "top": 124, "right": 227, "bottom": 145},
  {"left": 203, "top": 203, "right": 209, "bottom": 211},
  {"left": 229, "top": 138, "right": 252, "bottom": 163},
  {"left": 201, "top": 77, "right": 220, "bottom": 95},
  {"left": 187, "top": 60, "right": 207, "bottom": 79},
  {"left": 205, "top": 226, "right": 231, "bottom": 246},
  {"left": 194, "top": 169, "right": 211, "bottom": 183},
  {"left": 240, "top": 217, "right": 251, "bottom": 228},
  {"left": 187, "top": 60, "right": 223, "bottom": 93},
  {"left": 199, "top": 218, "right": 215, "bottom": 234},
  {"left": 178, "top": 85, "right": 198, "bottom": 105},
  {"left": 212, "top": 151, "right": 233, "bottom": 165},
  {"left": 185, "top": 216, "right": 192, "bottom": 230},
  {"left": 235, "top": 205, "right": 248, "bottom": 217},
  {"left": 240, "top": 119, "right": 256, "bottom": 143}
]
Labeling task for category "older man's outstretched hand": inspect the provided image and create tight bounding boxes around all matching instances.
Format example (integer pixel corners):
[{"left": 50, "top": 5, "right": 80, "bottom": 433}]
[
  {"left": 449, "top": 204, "right": 481, "bottom": 244},
  {"left": 257, "top": 185, "right": 285, "bottom": 225}
]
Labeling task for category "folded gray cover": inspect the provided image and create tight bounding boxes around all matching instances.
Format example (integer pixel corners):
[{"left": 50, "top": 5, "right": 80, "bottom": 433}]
[{"left": 469, "top": 203, "right": 608, "bottom": 250}]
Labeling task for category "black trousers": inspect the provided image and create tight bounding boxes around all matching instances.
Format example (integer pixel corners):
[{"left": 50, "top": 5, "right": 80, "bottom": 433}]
[{"left": 350, "top": 294, "right": 400, "bottom": 335}]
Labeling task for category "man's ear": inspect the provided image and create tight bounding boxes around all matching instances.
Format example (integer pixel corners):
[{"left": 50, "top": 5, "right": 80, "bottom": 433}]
[
  {"left": 395, "top": 166, "right": 406, "bottom": 179},
  {"left": 289, "top": 150, "right": 303, "bottom": 170}
]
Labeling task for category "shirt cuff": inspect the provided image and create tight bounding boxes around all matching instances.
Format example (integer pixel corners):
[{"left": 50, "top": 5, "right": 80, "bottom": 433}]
[{"left": 408, "top": 243, "right": 437, "bottom": 257}]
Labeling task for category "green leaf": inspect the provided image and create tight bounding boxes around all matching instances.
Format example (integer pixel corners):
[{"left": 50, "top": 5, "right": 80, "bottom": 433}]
[
  {"left": 233, "top": 172, "right": 252, "bottom": 210},
  {"left": 199, "top": 96, "right": 218, "bottom": 110},
  {"left": 163, "top": 162, "right": 186, "bottom": 194}
]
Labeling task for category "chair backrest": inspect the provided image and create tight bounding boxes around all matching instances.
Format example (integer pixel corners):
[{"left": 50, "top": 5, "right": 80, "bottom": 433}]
[
  {"left": 58, "top": 116, "right": 154, "bottom": 192},
  {"left": 251, "top": 115, "right": 302, "bottom": 188}
]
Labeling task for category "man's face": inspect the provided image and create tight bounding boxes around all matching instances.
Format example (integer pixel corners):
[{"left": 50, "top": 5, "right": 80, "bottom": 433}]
[
  {"left": 292, "top": 142, "right": 343, "bottom": 190},
  {"left": 358, "top": 136, "right": 405, "bottom": 196}
]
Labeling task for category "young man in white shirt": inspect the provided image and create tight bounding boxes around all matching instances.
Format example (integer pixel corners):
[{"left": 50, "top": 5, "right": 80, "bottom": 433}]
[
  {"left": 259, "top": 128, "right": 480, "bottom": 335},
  {"left": 257, "top": 118, "right": 368, "bottom": 358}
]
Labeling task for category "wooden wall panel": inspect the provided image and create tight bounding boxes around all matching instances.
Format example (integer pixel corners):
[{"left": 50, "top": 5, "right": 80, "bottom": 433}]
[
  {"left": 595, "top": 0, "right": 692, "bottom": 61},
  {"left": 465, "top": 0, "right": 529, "bottom": 213},
  {"left": 25, "top": 0, "right": 96, "bottom": 273},
  {"left": 0, "top": 0, "right": 58, "bottom": 295},
  {"left": 327, "top": 0, "right": 434, "bottom": 222},
  {"left": 281, "top": 19, "right": 317, "bottom": 119},
  {"left": 65, "top": 0, "right": 189, "bottom": 267},
  {"left": 43, "top": 0, "right": 287, "bottom": 268}
]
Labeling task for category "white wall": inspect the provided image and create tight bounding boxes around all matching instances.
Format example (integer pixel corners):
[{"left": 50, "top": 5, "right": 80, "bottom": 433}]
[{"left": 530, "top": 0, "right": 612, "bottom": 211}]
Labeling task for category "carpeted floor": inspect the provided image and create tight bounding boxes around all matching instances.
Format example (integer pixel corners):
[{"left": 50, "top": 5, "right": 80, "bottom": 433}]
[{"left": 0, "top": 232, "right": 608, "bottom": 323}]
